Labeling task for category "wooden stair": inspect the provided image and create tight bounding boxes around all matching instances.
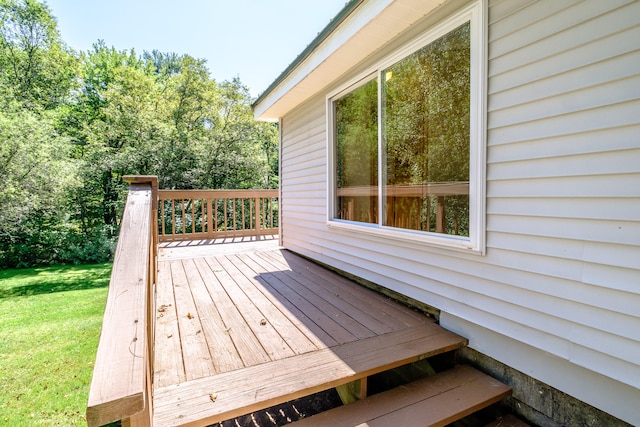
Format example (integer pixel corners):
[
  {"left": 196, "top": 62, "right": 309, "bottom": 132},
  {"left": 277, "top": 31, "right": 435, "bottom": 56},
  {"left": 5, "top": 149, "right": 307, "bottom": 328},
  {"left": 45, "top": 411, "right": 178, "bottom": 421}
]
[
  {"left": 153, "top": 323, "right": 467, "bottom": 427},
  {"left": 152, "top": 322, "right": 514, "bottom": 427},
  {"left": 289, "top": 364, "right": 511, "bottom": 427}
]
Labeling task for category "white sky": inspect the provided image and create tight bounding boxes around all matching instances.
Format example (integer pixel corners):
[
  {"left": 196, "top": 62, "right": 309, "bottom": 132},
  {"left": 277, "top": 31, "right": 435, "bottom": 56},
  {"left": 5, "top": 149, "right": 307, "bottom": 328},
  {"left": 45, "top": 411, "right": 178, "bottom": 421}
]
[{"left": 44, "top": 0, "right": 348, "bottom": 97}]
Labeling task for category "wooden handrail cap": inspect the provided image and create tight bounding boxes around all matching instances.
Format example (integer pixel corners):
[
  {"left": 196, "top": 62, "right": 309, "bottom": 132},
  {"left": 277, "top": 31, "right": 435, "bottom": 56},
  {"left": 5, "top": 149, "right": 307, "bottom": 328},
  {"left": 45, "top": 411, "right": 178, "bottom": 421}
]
[{"left": 123, "top": 175, "right": 158, "bottom": 187}]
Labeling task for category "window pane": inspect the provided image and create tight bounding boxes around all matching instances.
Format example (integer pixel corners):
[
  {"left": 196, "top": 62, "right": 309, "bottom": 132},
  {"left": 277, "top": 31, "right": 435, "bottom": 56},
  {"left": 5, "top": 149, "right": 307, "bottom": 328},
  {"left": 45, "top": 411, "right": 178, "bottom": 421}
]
[
  {"left": 382, "top": 22, "right": 470, "bottom": 236},
  {"left": 335, "top": 78, "right": 378, "bottom": 223}
]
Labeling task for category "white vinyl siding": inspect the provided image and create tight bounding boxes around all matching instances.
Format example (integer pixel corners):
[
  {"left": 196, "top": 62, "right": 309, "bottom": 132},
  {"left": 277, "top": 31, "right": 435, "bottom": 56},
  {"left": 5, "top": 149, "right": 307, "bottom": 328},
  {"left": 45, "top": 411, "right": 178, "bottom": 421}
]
[
  {"left": 278, "top": 0, "right": 640, "bottom": 424},
  {"left": 280, "top": 96, "right": 328, "bottom": 244}
]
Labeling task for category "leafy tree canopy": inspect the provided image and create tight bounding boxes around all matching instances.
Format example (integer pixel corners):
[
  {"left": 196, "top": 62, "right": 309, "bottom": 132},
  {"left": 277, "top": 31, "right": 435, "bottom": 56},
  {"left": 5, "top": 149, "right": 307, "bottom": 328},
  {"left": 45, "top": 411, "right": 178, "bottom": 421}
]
[{"left": 0, "top": 0, "right": 278, "bottom": 268}]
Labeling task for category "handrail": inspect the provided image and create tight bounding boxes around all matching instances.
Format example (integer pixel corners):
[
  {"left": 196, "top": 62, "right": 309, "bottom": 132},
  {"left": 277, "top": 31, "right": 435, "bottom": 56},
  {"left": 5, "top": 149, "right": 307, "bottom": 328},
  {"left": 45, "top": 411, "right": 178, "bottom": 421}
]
[
  {"left": 158, "top": 189, "right": 278, "bottom": 242},
  {"left": 86, "top": 176, "right": 157, "bottom": 427}
]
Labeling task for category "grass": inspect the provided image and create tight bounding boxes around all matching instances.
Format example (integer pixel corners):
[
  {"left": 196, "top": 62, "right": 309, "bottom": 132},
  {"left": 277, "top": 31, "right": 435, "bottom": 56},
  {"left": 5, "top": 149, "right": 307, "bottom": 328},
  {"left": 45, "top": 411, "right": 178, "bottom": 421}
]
[{"left": 0, "top": 263, "right": 112, "bottom": 426}]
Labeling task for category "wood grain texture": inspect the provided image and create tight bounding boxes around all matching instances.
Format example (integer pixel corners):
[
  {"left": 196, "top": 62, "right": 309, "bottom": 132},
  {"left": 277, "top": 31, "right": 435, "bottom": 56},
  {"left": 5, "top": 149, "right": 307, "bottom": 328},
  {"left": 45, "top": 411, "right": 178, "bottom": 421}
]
[
  {"left": 86, "top": 184, "right": 152, "bottom": 427},
  {"left": 154, "top": 261, "right": 185, "bottom": 388},
  {"left": 288, "top": 365, "right": 511, "bottom": 427},
  {"left": 153, "top": 324, "right": 466, "bottom": 427},
  {"left": 151, "top": 248, "right": 464, "bottom": 427}
]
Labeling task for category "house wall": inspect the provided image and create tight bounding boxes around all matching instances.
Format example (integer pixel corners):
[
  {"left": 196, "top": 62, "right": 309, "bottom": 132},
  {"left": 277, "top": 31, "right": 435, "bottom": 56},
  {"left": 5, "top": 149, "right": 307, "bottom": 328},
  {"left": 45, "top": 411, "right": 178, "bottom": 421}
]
[{"left": 278, "top": 0, "right": 640, "bottom": 424}]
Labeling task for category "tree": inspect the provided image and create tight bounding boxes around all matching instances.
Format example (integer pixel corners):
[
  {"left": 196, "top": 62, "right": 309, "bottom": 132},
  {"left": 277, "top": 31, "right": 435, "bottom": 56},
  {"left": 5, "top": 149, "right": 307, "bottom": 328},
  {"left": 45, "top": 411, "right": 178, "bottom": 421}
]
[
  {"left": 197, "top": 78, "right": 278, "bottom": 189},
  {"left": 0, "top": 0, "right": 81, "bottom": 267},
  {"left": 151, "top": 54, "right": 214, "bottom": 189},
  {"left": 0, "top": 101, "right": 77, "bottom": 266},
  {"left": 0, "top": 2, "right": 280, "bottom": 268},
  {"left": 0, "top": 0, "right": 77, "bottom": 110},
  {"left": 63, "top": 42, "right": 162, "bottom": 233}
]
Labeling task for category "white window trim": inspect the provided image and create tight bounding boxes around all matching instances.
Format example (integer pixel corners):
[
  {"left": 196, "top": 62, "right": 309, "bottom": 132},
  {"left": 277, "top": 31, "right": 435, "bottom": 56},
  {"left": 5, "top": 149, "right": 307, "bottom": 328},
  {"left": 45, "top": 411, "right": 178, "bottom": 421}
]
[{"left": 326, "top": 0, "right": 487, "bottom": 255}]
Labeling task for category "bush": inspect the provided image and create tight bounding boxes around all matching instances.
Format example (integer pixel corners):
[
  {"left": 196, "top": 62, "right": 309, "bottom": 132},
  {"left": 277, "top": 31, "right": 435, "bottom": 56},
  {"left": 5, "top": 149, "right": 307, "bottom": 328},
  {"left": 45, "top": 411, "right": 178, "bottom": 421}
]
[
  {"left": 0, "top": 212, "right": 116, "bottom": 269},
  {"left": 59, "top": 227, "right": 117, "bottom": 265}
]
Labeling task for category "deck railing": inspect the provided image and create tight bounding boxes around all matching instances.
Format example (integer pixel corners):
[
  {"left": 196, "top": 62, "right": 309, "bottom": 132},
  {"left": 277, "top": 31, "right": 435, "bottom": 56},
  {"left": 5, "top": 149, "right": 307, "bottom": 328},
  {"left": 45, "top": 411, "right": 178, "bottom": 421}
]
[
  {"left": 158, "top": 189, "right": 279, "bottom": 242},
  {"left": 86, "top": 177, "right": 278, "bottom": 426},
  {"left": 86, "top": 176, "right": 157, "bottom": 427}
]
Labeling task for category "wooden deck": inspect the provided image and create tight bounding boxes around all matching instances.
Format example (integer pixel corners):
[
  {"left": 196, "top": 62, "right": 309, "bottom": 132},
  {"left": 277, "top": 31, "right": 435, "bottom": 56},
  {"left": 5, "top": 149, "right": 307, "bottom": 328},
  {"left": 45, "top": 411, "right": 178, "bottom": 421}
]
[
  {"left": 152, "top": 241, "right": 467, "bottom": 427},
  {"left": 87, "top": 181, "right": 510, "bottom": 427}
]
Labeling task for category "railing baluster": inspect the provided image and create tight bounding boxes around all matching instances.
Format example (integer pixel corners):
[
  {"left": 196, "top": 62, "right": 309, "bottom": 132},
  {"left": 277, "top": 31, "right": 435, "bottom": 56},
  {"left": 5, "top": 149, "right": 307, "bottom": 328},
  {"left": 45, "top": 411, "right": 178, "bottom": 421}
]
[
  {"left": 161, "top": 199, "right": 166, "bottom": 237},
  {"left": 255, "top": 197, "right": 261, "bottom": 236},
  {"left": 241, "top": 198, "right": 246, "bottom": 231},
  {"left": 200, "top": 199, "right": 204, "bottom": 234},
  {"left": 223, "top": 197, "right": 228, "bottom": 232},
  {"left": 250, "top": 197, "right": 254, "bottom": 233},
  {"left": 191, "top": 199, "right": 195, "bottom": 235},
  {"left": 171, "top": 200, "right": 175, "bottom": 236},
  {"left": 232, "top": 198, "right": 237, "bottom": 233},
  {"left": 269, "top": 197, "right": 273, "bottom": 229},
  {"left": 180, "top": 199, "right": 185, "bottom": 235},
  {"left": 215, "top": 198, "right": 219, "bottom": 233},
  {"left": 436, "top": 196, "right": 445, "bottom": 234},
  {"left": 206, "top": 198, "right": 213, "bottom": 237}
]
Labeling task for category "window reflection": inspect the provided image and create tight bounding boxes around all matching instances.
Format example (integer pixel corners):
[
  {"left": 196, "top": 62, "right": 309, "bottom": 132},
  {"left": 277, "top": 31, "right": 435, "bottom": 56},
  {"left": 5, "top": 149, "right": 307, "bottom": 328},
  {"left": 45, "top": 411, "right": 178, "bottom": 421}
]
[
  {"left": 382, "top": 22, "right": 470, "bottom": 236},
  {"left": 333, "top": 22, "right": 471, "bottom": 237},
  {"left": 335, "top": 78, "right": 378, "bottom": 224}
]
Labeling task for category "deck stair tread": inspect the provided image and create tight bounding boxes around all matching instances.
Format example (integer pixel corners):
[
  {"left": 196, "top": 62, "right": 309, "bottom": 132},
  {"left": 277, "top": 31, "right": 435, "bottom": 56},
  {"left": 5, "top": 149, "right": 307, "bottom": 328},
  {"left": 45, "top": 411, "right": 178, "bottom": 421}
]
[
  {"left": 289, "top": 364, "right": 512, "bottom": 427},
  {"left": 152, "top": 323, "right": 467, "bottom": 427}
]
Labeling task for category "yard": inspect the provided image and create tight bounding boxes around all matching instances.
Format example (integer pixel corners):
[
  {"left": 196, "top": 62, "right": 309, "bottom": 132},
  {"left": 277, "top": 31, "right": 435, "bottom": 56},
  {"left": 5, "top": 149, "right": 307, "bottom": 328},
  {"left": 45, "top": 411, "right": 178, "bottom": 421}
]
[{"left": 0, "top": 263, "right": 111, "bottom": 426}]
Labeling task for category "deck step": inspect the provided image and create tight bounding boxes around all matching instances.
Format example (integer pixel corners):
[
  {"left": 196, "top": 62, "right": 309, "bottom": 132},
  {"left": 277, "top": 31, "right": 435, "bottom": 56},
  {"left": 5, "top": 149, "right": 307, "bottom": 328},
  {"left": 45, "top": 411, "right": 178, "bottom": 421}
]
[
  {"left": 152, "top": 323, "right": 467, "bottom": 427},
  {"left": 289, "top": 365, "right": 511, "bottom": 427}
]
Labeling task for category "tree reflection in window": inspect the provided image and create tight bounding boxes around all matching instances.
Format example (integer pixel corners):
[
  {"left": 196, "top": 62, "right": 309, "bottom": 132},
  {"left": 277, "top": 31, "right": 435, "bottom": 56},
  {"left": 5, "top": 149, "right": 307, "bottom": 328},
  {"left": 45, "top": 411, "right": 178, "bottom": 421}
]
[
  {"left": 383, "top": 22, "right": 470, "bottom": 236},
  {"left": 333, "top": 22, "right": 471, "bottom": 237},
  {"left": 335, "top": 78, "right": 378, "bottom": 224}
]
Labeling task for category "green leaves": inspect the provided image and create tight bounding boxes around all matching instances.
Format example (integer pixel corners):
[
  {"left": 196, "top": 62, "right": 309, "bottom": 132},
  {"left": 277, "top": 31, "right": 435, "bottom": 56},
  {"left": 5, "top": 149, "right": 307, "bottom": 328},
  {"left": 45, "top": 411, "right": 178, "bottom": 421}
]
[
  {"left": 0, "top": 0, "right": 78, "bottom": 110},
  {"left": 0, "top": 1, "right": 279, "bottom": 268}
]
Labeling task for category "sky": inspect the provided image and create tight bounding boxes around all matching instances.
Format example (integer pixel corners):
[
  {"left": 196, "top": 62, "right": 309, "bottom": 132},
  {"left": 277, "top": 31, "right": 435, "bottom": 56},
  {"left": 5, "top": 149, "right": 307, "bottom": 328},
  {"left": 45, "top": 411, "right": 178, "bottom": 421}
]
[{"left": 44, "top": 0, "right": 348, "bottom": 97}]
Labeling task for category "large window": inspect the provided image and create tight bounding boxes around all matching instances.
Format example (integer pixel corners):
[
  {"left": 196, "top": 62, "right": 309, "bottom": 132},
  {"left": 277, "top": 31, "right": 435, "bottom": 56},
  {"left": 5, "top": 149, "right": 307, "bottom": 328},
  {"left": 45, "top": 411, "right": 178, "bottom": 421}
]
[{"left": 330, "top": 4, "right": 485, "bottom": 251}]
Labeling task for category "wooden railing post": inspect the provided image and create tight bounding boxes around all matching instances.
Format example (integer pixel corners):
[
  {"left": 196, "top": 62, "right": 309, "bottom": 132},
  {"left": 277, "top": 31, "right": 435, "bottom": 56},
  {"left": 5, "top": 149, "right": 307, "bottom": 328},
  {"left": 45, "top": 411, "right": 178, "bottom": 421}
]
[{"left": 123, "top": 175, "right": 158, "bottom": 335}]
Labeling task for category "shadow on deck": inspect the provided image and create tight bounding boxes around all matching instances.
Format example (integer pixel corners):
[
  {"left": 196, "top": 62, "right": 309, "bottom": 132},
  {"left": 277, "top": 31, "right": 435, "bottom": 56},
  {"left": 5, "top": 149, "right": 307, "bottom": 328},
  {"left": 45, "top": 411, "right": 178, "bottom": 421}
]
[{"left": 153, "top": 239, "right": 466, "bottom": 426}]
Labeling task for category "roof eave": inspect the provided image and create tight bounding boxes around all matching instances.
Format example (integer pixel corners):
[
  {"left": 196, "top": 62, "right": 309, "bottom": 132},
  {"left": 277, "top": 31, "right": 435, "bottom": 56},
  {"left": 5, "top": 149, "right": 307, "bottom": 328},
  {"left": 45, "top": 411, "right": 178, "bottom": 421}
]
[
  {"left": 253, "top": 0, "right": 447, "bottom": 121},
  {"left": 252, "top": 0, "right": 364, "bottom": 114}
]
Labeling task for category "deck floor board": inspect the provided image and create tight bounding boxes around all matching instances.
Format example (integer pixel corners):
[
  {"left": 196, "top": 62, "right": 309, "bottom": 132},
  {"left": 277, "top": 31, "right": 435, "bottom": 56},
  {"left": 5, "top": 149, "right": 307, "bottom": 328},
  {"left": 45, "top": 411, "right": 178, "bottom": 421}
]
[
  {"left": 207, "top": 255, "right": 296, "bottom": 361},
  {"left": 242, "top": 252, "right": 396, "bottom": 336},
  {"left": 170, "top": 260, "right": 216, "bottom": 381},
  {"left": 222, "top": 254, "right": 320, "bottom": 354},
  {"left": 230, "top": 258, "right": 341, "bottom": 348},
  {"left": 154, "top": 260, "right": 186, "bottom": 388},
  {"left": 153, "top": 244, "right": 466, "bottom": 427},
  {"left": 239, "top": 253, "right": 358, "bottom": 345},
  {"left": 184, "top": 258, "right": 244, "bottom": 374},
  {"left": 194, "top": 257, "right": 270, "bottom": 367},
  {"left": 239, "top": 251, "right": 378, "bottom": 341}
]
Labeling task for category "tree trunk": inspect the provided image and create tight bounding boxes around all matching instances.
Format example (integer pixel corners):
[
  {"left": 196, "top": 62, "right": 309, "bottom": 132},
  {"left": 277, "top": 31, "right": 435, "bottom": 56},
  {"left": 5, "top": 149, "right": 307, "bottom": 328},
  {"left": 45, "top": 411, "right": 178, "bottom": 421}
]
[{"left": 102, "top": 169, "right": 118, "bottom": 234}]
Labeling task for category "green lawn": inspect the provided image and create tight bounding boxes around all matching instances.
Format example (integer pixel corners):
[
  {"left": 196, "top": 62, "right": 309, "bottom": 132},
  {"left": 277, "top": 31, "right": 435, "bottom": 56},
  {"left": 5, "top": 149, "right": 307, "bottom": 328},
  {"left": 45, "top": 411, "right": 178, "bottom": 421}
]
[{"left": 0, "top": 263, "right": 111, "bottom": 426}]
